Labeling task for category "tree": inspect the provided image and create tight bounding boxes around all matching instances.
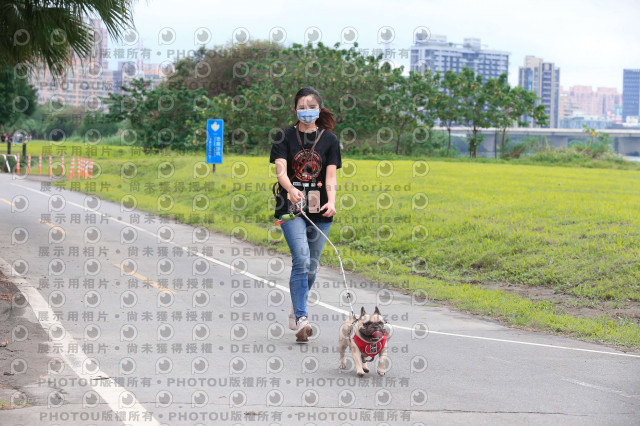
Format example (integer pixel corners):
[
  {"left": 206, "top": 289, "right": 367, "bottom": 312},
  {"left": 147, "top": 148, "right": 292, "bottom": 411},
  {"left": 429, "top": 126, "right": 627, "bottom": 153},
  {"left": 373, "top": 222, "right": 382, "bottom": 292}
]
[
  {"left": 432, "top": 70, "right": 463, "bottom": 156},
  {"left": 77, "top": 110, "right": 119, "bottom": 138},
  {"left": 184, "top": 41, "right": 391, "bottom": 153},
  {"left": 0, "top": 68, "right": 37, "bottom": 130},
  {"left": 578, "top": 125, "right": 613, "bottom": 158},
  {"left": 166, "top": 41, "right": 283, "bottom": 98},
  {"left": 458, "top": 67, "right": 491, "bottom": 157},
  {"left": 376, "top": 68, "right": 434, "bottom": 155},
  {"left": 6, "top": 103, "right": 46, "bottom": 138},
  {"left": 0, "top": 0, "right": 136, "bottom": 79},
  {"left": 486, "top": 73, "right": 548, "bottom": 158},
  {"left": 250, "top": 41, "right": 388, "bottom": 135},
  {"left": 42, "top": 105, "right": 85, "bottom": 140},
  {"left": 104, "top": 78, "right": 208, "bottom": 152}
]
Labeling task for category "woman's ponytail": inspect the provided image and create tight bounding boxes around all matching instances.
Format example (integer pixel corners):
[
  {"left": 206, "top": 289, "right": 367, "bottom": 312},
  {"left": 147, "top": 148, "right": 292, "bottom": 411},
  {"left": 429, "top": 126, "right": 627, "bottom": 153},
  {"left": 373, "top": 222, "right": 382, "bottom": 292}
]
[{"left": 317, "top": 106, "right": 336, "bottom": 133}]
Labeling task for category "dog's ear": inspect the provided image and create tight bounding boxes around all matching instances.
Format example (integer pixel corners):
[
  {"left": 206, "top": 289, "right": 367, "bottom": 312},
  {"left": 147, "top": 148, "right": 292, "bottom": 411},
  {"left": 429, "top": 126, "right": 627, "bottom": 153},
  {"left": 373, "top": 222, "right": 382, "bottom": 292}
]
[
  {"left": 374, "top": 306, "right": 381, "bottom": 315},
  {"left": 360, "top": 306, "right": 366, "bottom": 317}
]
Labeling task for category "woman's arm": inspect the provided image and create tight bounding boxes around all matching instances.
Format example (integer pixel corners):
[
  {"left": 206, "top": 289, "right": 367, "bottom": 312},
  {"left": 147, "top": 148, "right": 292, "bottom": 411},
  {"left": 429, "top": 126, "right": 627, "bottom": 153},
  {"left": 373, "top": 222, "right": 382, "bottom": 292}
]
[
  {"left": 275, "top": 158, "right": 304, "bottom": 203},
  {"left": 322, "top": 164, "right": 337, "bottom": 217},
  {"left": 274, "top": 158, "right": 293, "bottom": 192}
]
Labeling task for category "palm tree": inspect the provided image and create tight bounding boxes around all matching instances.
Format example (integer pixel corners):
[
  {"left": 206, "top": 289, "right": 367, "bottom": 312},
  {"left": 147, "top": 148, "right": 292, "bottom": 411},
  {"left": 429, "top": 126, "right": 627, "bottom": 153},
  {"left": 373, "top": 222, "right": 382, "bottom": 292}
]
[{"left": 0, "top": 0, "right": 136, "bottom": 78}]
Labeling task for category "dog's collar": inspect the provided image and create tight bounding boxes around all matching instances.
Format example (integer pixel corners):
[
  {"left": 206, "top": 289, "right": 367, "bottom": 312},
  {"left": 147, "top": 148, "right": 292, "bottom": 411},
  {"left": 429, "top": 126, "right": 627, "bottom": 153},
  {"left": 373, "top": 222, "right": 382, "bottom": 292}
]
[{"left": 353, "top": 333, "right": 387, "bottom": 358}]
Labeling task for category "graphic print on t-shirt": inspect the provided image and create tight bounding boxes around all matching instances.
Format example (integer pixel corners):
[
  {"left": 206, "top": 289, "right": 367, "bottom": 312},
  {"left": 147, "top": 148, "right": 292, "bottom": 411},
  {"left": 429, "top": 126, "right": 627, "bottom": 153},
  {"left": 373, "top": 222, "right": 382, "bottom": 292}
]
[
  {"left": 269, "top": 126, "right": 342, "bottom": 222},
  {"left": 292, "top": 149, "right": 322, "bottom": 181}
]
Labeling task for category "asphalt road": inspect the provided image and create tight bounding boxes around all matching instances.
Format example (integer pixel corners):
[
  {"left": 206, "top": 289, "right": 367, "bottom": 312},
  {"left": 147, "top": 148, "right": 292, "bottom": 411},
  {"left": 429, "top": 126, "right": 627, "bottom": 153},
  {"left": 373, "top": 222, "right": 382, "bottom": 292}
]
[{"left": 0, "top": 172, "right": 639, "bottom": 426}]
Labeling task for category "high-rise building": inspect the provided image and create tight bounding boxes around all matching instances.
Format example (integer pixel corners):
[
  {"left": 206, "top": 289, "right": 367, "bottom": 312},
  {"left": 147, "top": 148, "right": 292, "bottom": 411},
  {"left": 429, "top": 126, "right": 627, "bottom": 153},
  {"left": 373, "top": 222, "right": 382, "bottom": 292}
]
[
  {"left": 558, "top": 88, "right": 574, "bottom": 120},
  {"left": 111, "top": 61, "right": 171, "bottom": 95},
  {"left": 568, "top": 85, "right": 596, "bottom": 115},
  {"left": 84, "top": 18, "right": 109, "bottom": 70},
  {"left": 622, "top": 69, "right": 640, "bottom": 122},
  {"left": 31, "top": 19, "right": 113, "bottom": 109},
  {"left": 409, "top": 35, "right": 509, "bottom": 81},
  {"left": 558, "top": 85, "right": 622, "bottom": 122},
  {"left": 518, "top": 56, "right": 560, "bottom": 128},
  {"left": 593, "top": 87, "right": 621, "bottom": 120},
  {"left": 30, "top": 19, "right": 166, "bottom": 110},
  {"left": 32, "top": 66, "right": 115, "bottom": 109}
]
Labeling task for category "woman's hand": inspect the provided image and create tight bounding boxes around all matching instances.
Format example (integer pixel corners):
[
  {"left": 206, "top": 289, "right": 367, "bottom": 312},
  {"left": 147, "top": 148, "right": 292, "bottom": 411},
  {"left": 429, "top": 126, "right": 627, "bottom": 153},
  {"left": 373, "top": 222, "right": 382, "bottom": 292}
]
[
  {"left": 320, "top": 202, "right": 337, "bottom": 217},
  {"left": 288, "top": 187, "right": 305, "bottom": 204}
]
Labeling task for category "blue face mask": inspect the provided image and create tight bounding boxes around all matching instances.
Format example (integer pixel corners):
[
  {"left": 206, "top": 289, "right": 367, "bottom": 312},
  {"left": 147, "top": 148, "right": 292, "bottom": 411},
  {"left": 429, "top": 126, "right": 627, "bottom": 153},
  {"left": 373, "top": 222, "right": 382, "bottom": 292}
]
[{"left": 297, "top": 108, "right": 320, "bottom": 125}]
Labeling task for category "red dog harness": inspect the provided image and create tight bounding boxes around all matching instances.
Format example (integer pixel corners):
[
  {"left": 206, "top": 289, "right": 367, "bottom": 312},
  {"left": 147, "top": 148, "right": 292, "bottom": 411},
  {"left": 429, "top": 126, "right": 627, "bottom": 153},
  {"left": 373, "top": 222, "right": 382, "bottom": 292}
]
[{"left": 353, "top": 333, "right": 387, "bottom": 360}]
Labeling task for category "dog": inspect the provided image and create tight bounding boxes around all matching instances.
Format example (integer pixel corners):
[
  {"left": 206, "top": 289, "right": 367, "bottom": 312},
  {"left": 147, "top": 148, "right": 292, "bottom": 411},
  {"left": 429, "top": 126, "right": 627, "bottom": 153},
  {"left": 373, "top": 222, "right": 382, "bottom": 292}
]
[{"left": 338, "top": 306, "right": 390, "bottom": 377}]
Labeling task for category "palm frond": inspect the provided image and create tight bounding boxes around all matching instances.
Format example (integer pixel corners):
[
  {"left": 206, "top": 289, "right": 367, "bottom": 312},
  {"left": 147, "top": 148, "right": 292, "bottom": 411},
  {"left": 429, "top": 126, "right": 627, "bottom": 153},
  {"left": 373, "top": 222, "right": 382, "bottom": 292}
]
[{"left": 0, "top": 0, "right": 137, "bottom": 79}]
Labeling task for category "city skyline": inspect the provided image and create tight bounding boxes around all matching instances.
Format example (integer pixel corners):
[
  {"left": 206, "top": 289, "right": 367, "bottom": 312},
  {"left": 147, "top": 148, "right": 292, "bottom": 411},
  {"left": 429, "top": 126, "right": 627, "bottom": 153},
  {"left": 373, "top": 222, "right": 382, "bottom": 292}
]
[
  {"left": 104, "top": 0, "right": 640, "bottom": 93},
  {"left": 31, "top": 19, "right": 629, "bottom": 127}
]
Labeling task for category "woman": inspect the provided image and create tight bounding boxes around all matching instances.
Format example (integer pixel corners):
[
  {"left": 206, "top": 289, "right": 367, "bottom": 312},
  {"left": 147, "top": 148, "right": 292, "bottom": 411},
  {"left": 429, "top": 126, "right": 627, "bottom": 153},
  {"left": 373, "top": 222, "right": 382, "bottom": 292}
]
[{"left": 269, "top": 87, "right": 342, "bottom": 342}]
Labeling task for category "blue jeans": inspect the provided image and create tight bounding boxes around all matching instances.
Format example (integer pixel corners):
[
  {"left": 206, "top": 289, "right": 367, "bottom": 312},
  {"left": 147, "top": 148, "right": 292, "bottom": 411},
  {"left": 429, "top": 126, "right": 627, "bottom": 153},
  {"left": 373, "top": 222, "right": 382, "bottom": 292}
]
[{"left": 280, "top": 216, "right": 332, "bottom": 321}]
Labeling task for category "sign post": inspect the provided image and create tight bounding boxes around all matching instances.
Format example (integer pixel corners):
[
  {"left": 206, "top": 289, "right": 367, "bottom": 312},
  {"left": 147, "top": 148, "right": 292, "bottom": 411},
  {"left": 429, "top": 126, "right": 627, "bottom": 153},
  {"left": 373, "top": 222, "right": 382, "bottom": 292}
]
[{"left": 206, "top": 119, "right": 224, "bottom": 173}]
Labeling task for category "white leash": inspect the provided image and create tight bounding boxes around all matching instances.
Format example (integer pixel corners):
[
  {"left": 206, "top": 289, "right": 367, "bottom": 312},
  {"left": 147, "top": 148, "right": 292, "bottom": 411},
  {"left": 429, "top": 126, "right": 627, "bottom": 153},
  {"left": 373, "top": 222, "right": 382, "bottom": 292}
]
[{"left": 293, "top": 199, "right": 356, "bottom": 319}]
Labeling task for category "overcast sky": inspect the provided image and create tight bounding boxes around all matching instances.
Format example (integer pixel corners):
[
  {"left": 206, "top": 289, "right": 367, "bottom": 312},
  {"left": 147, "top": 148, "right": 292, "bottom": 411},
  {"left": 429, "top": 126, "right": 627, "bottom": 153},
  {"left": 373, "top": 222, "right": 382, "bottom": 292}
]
[{"left": 110, "top": 0, "right": 640, "bottom": 92}]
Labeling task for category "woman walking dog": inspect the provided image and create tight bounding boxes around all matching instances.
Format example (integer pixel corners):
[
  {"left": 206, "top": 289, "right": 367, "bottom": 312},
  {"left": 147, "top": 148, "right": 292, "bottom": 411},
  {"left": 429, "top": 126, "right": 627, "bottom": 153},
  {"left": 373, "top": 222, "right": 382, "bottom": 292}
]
[{"left": 270, "top": 87, "right": 342, "bottom": 341}]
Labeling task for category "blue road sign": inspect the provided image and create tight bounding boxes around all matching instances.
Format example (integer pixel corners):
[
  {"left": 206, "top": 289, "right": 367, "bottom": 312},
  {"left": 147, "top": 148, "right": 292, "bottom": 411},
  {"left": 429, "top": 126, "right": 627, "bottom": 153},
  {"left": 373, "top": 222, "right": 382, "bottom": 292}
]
[{"left": 206, "top": 119, "right": 223, "bottom": 164}]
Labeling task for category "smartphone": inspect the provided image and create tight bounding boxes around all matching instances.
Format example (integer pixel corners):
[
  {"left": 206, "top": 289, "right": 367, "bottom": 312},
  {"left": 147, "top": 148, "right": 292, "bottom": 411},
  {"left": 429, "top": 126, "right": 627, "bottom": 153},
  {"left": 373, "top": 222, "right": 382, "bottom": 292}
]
[{"left": 307, "top": 190, "right": 320, "bottom": 213}]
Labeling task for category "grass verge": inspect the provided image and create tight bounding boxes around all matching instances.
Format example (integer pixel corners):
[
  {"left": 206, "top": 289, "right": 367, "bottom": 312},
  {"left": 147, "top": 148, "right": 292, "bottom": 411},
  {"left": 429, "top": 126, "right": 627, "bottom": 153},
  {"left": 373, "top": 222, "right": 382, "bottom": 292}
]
[{"left": 15, "top": 141, "right": 639, "bottom": 349}]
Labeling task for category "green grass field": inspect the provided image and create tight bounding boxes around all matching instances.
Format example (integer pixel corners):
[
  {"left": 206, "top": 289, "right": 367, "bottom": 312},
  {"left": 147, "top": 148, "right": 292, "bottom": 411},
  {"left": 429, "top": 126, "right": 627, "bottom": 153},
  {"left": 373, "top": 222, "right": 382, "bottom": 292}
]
[{"left": 13, "top": 140, "right": 640, "bottom": 348}]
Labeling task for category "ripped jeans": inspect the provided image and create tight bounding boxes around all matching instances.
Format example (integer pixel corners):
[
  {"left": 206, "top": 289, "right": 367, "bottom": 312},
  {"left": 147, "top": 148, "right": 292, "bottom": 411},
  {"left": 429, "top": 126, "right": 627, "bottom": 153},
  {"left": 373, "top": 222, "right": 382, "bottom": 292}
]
[{"left": 280, "top": 216, "right": 331, "bottom": 321}]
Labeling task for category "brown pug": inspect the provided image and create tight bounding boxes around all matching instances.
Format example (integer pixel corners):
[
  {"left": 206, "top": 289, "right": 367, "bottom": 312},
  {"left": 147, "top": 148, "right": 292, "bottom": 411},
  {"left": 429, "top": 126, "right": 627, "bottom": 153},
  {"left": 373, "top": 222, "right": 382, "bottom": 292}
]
[{"left": 338, "top": 306, "right": 390, "bottom": 377}]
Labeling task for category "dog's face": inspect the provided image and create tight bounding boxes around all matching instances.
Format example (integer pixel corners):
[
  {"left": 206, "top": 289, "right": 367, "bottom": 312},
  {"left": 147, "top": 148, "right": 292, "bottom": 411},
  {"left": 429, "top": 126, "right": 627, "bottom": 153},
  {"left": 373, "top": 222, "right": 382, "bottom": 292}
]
[{"left": 356, "top": 306, "right": 386, "bottom": 341}]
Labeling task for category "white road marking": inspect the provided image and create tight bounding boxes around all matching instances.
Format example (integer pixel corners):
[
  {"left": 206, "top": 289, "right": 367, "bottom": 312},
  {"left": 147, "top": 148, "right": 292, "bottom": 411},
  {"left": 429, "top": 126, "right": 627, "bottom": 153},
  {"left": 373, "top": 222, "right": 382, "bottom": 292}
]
[
  {"left": 562, "top": 377, "right": 639, "bottom": 398},
  {"left": 11, "top": 182, "right": 640, "bottom": 360},
  {"left": 0, "top": 257, "right": 160, "bottom": 426}
]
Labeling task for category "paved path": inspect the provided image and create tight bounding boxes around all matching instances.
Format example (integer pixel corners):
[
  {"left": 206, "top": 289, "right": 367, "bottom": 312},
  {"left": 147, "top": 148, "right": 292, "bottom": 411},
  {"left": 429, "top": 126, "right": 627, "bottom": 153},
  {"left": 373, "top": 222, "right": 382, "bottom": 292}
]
[{"left": 0, "top": 173, "right": 638, "bottom": 425}]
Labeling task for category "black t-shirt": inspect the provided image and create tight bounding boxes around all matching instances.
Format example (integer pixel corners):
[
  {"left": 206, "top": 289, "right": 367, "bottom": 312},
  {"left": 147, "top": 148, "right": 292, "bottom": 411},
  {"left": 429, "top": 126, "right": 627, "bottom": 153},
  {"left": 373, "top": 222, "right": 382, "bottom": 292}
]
[{"left": 269, "top": 126, "right": 342, "bottom": 223}]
